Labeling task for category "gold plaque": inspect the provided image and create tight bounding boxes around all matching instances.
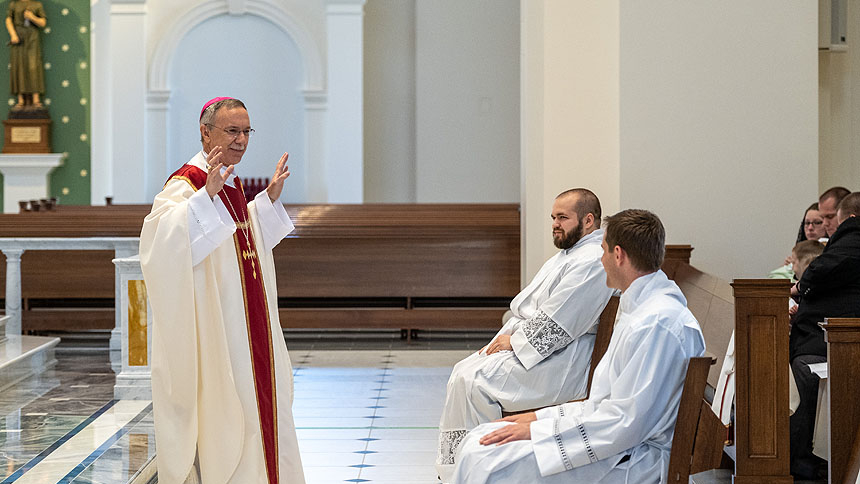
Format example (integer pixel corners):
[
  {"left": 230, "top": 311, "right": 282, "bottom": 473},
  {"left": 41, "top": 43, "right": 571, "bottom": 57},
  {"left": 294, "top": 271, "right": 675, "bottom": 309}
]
[{"left": 10, "top": 127, "right": 41, "bottom": 143}]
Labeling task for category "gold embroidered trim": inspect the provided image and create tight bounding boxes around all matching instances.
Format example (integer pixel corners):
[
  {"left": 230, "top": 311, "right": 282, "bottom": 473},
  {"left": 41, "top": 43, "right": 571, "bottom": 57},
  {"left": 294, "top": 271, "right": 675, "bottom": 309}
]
[{"left": 166, "top": 175, "right": 200, "bottom": 191}]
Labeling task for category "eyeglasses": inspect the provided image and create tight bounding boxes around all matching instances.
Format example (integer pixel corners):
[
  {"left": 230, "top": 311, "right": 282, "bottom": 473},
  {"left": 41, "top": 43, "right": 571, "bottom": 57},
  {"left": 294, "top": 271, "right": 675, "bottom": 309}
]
[
  {"left": 206, "top": 124, "right": 255, "bottom": 139},
  {"left": 804, "top": 220, "right": 823, "bottom": 226}
]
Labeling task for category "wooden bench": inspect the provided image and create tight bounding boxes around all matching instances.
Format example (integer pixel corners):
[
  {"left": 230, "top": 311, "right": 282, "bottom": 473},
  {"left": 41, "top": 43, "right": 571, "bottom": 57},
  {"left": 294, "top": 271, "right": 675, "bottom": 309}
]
[
  {"left": 668, "top": 356, "right": 725, "bottom": 482},
  {"left": 0, "top": 204, "right": 520, "bottom": 332}
]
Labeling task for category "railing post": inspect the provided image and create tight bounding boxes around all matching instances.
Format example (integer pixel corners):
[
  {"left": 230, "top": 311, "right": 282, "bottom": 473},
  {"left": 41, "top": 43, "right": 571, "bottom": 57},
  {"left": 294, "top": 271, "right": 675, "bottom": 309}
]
[{"left": 2, "top": 248, "right": 25, "bottom": 338}]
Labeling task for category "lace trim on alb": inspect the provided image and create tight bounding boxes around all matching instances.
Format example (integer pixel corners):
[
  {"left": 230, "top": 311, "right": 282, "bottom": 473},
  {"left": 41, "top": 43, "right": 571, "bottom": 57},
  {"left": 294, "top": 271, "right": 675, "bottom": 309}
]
[
  {"left": 522, "top": 310, "right": 574, "bottom": 357},
  {"left": 437, "top": 429, "right": 469, "bottom": 465}
]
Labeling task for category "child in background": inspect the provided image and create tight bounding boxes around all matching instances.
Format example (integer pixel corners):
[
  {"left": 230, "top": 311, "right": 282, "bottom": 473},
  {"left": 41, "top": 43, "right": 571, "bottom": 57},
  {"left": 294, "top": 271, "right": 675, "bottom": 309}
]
[{"left": 789, "top": 240, "right": 825, "bottom": 316}]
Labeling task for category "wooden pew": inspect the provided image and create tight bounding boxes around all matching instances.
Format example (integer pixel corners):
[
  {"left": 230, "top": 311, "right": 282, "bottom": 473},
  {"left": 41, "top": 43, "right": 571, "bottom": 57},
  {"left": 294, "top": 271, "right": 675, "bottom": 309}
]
[
  {"left": 668, "top": 356, "right": 725, "bottom": 483},
  {"left": 662, "top": 249, "right": 793, "bottom": 482},
  {"left": 821, "top": 317, "right": 860, "bottom": 484},
  {"left": 0, "top": 204, "right": 520, "bottom": 332}
]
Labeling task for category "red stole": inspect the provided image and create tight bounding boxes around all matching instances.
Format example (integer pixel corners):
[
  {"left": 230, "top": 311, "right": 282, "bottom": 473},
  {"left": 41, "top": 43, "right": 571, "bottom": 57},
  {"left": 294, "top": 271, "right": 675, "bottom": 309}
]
[{"left": 167, "top": 166, "right": 279, "bottom": 484}]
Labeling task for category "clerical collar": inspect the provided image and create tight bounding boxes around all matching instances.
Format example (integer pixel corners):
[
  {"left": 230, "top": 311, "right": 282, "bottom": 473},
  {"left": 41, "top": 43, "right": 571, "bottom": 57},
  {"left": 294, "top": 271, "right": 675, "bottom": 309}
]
[{"left": 196, "top": 150, "right": 237, "bottom": 188}]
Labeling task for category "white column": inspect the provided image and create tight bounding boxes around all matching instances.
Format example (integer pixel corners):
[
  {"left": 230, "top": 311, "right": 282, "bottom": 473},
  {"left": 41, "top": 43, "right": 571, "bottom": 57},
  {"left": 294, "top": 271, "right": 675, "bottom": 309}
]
[
  {"left": 520, "top": 0, "right": 621, "bottom": 283},
  {"left": 113, "top": 255, "right": 152, "bottom": 400},
  {"left": 2, "top": 249, "right": 24, "bottom": 337},
  {"left": 325, "top": 0, "right": 366, "bottom": 203},
  {"left": 90, "top": 0, "right": 112, "bottom": 205},
  {"left": 0, "top": 154, "right": 65, "bottom": 213},
  {"left": 108, "top": 0, "right": 148, "bottom": 203},
  {"left": 303, "top": 90, "right": 328, "bottom": 202},
  {"left": 111, "top": 242, "right": 140, "bottom": 372},
  {"left": 145, "top": 90, "right": 171, "bottom": 201}
]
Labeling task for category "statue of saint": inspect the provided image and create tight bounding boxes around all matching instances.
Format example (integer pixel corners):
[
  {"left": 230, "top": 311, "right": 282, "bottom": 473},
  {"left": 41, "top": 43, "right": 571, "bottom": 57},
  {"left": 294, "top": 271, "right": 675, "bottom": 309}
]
[{"left": 5, "top": 0, "right": 47, "bottom": 111}]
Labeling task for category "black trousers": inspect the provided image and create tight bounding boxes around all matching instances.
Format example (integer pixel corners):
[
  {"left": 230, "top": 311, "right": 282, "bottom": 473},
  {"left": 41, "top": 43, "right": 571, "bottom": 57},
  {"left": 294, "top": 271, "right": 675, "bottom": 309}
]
[{"left": 789, "top": 354, "right": 827, "bottom": 478}]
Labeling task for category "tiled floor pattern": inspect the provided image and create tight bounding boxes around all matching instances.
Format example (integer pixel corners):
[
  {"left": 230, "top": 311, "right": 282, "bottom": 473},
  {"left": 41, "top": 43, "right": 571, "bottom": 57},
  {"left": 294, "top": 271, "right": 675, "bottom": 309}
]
[
  {"left": 292, "top": 349, "right": 468, "bottom": 484},
  {"left": 0, "top": 348, "right": 472, "bottom": 484}
]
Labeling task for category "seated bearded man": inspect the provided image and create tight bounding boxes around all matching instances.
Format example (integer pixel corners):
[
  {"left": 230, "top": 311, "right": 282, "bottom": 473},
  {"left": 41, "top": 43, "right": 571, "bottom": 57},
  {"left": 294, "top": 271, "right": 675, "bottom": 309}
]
[{"left": 436, "top": 188, "right": 614, "bottom": 481}]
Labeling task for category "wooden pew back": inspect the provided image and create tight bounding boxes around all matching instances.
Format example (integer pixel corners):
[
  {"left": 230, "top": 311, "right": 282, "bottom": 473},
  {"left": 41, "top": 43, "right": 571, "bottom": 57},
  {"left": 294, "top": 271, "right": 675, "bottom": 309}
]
[
  {"left": 0, "top": 204, "right": 520, "bottom": 331},
  {"left": 668, "top": 263, "right": 735, "bottom": 388},
  {"left": 667, "top": 357, "right": 725, "bottom": 483},
  {"left": 586, "top": 295, "right": 619, "bottom": 396}
]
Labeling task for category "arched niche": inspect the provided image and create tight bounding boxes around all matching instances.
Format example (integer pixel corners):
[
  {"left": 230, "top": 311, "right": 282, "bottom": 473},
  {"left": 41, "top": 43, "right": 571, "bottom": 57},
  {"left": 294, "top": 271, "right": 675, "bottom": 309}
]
[{"left": 144, "top": 0, "right": 325, "bottom": 202}]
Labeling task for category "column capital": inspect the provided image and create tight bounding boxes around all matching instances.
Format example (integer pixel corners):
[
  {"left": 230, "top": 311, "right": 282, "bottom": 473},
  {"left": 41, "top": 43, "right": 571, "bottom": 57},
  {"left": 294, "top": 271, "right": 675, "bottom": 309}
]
[
  {"left": 326, "top": 0, "right": 366, "bottom": 15},
  {"left": 1, "top": 248, "right": 25, "bottom": 259}
]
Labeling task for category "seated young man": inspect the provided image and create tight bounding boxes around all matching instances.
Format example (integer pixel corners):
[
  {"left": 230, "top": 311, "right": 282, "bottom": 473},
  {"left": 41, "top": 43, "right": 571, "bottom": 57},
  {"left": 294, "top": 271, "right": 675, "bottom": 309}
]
[
  {"left": 451, "top": 209, "right": 705, "bottom": 484},
  {"left": 789, "top": 191, "right": 860, "bottom": 479},
  {"left": 436, "top": 189, "right": 614, "bottom": 481}
]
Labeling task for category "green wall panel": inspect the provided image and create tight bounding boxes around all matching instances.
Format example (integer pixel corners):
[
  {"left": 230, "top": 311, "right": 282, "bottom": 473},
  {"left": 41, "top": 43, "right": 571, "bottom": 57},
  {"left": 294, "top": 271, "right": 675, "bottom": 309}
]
[{"left": 0, "top": 0, "right": 91, "bottom": 206}]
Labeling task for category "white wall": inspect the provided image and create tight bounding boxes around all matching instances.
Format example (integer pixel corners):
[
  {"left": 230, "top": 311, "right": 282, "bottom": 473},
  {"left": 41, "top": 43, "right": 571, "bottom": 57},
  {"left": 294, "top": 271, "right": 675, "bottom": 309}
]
[
  {"left": 363, "top": 0, "right": 416, "bottom": 202},
  {"left": 167, "top": 14, "right": 307, "bottom": 202},
  {"left": 619, "top": 1, "right": 819, "bottom": 280},
  {"left": 521, "top": 1, "right": 818, "bottom": 283},
  {"left": 414, "top": 0, "right": 520, "bottom": 203}
]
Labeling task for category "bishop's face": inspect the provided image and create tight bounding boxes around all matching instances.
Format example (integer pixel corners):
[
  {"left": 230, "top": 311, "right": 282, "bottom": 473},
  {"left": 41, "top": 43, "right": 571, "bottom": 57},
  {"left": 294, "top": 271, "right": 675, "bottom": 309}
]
[{"left": 202, "top": 107, "right": 251, "bottom": 166}]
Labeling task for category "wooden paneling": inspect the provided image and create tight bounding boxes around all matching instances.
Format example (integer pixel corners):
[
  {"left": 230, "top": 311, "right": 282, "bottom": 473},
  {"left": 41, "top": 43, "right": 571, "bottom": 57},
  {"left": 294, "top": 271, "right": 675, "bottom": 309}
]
[
  {"left": 731, "top": 279, "right": 792, "bottom": 484},
  {"left": 821, "top": 318, "right": 860, "bottom": 484},
  {"left": 279, "top": 308, "right": 508, "bottom": 329},
  {"left": 0, "top": 204, "right": 520, "bottom": 331}
]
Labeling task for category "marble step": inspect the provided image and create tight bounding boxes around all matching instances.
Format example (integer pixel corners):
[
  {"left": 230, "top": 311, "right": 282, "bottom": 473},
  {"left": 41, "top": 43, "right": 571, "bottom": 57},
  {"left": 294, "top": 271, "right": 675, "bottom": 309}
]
[
  {"left": 0, "top": 315, "right": 7, "bottom": 344},
  {"left": 0, "top": 335, "right": 60, "bottom": 391}
]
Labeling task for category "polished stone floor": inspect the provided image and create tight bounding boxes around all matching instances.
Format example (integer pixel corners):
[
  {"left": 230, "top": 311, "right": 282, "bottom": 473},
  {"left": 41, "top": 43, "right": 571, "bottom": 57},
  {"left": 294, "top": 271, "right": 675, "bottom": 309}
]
[
  {"left": 1, "top": 333, "right": 822, "bottom": 484},
  {"left": 0, "top": 334, "right": 483, "bottom": 484}
]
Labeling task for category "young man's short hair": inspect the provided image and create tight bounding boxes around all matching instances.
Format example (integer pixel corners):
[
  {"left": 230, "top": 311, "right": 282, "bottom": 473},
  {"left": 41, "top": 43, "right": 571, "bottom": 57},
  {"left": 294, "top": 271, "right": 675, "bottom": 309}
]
[
  {"left": 603, "top": 209, "right": 665, "bottom": 272},
  {"left": 837, "top": 192, "right": 860, "bottom": 218}
]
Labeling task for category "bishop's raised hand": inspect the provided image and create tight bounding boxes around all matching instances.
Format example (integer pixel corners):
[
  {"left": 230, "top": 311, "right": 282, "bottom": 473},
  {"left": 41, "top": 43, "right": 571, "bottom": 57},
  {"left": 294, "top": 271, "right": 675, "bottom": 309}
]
[
  {"left": 205, "top": 147, "right": 234, "bottom": 198},
  {"left": 265, "top": 152, "right": 290, "bottom": 202}
]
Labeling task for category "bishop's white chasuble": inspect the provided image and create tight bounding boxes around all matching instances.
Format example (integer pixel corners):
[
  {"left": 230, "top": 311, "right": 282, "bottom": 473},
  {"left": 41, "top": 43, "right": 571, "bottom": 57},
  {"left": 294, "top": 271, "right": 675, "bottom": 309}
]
[{"left": 141, "top": 152, "right": 304, "bottom": 484}]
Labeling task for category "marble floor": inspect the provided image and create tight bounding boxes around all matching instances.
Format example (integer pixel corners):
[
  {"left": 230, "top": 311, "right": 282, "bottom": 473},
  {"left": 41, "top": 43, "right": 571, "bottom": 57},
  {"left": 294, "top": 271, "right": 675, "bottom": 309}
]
[
  {"left": 0, "top": 341, "right": 478, "bottom": 484},
  {"left": 1, "top": 335, "right": 824, "bottom": 484}
]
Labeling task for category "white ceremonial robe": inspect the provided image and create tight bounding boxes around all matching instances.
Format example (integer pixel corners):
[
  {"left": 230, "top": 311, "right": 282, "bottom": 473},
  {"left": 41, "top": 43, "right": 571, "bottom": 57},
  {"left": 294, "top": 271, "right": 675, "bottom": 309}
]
[
  {"left": 437, "top": 229, "right": 614, "bottom": 480},
  {"left": 140, "top": 152, "right": 305, "bottom": 484},
  {"left": 453, "top": 270, "right": 705, "bottom": 484}
]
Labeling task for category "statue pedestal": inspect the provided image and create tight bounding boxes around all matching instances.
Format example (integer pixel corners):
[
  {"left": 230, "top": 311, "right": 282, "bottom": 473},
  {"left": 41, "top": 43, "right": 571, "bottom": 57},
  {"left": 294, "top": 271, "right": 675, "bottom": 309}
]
[
  {"left": 0, "top": 153, "right": 65, "bottom": 213},
  {"left": 3, "top": 117, "right": 52, "bottom": 154}
]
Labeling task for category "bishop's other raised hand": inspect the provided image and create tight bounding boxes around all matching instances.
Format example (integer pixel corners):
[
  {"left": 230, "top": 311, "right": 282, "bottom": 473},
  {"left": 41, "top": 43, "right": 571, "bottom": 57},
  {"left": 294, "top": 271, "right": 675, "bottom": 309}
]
[{"left": 265, "top": 153, "right": 290, "bottom": 202}]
